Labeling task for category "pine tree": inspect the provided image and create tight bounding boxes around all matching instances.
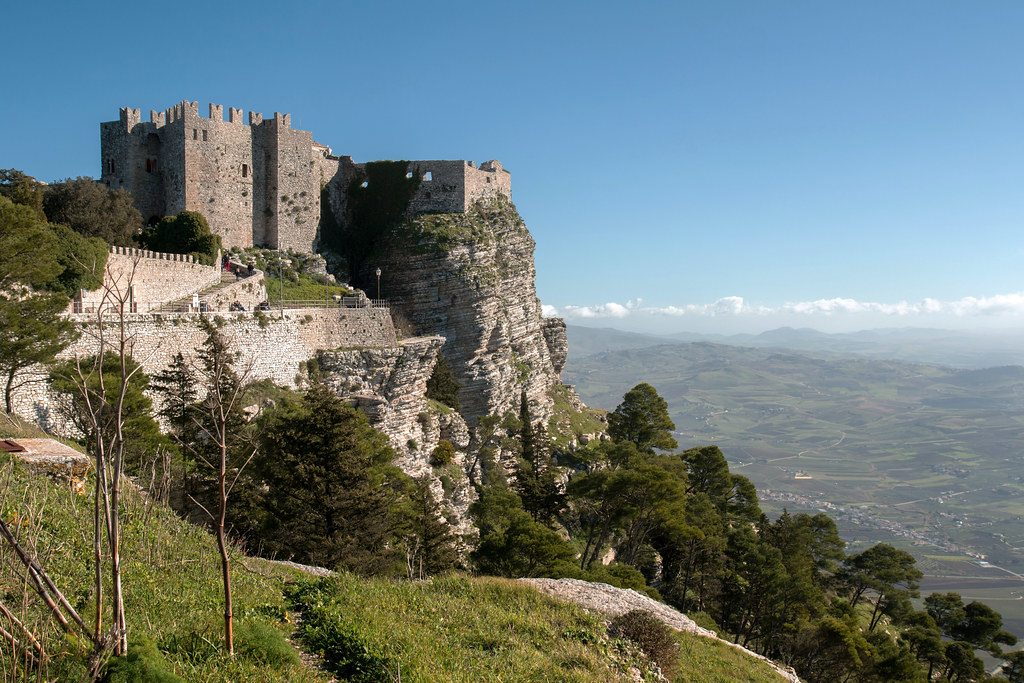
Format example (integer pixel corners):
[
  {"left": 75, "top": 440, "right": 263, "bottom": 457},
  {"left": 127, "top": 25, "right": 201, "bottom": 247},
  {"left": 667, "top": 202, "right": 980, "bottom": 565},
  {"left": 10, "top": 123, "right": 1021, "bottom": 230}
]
[{"left": 512, "top": 391, "right": 563, "bottom": 526}]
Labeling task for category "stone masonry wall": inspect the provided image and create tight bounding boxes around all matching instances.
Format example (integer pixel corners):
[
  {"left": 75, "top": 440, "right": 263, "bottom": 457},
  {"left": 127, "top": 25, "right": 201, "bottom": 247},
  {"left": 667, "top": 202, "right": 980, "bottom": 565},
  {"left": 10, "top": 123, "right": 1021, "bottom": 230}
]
[
  {"left": 183, "top": 103, "right": 256, "bottom": 248},
  {"left": 11, "top": 307, "right": 397, "bottom": 435},
  {"left": 72, "top": 247, "right": 222, "bottom": 313},
  {"left": 206, "top": 271, "right": 267, "bottom": 312},
  {"left": 100, "top": 101, "right": 317, "bottom": 252}
]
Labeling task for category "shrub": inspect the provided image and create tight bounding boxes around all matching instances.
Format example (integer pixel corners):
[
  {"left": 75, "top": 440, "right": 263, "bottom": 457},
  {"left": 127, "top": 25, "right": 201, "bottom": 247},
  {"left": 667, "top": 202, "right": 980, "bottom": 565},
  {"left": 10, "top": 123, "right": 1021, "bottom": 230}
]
[
  {"left": 431, "top": 440, "right": 456, "bottom": 467},
  {"left": 104, "top": 636, "right": 183, "bottom": 682},
  {"left": 235, "top": 622, "right": 301, "bottom": 667},
  {"left": 609, "top": 610, "right": 679, "bottom": 678}
]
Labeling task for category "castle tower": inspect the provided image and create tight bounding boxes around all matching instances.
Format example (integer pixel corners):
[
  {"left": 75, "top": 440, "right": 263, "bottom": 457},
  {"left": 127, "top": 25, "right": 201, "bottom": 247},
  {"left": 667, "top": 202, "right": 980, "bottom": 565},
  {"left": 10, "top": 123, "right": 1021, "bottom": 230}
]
[{"left": 100, "top": 101, "right": 319, "bottom": 252}]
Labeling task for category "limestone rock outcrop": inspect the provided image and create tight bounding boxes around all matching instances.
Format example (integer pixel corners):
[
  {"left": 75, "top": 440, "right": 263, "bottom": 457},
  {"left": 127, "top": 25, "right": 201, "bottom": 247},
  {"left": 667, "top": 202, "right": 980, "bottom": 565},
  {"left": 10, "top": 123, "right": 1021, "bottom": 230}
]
[
  {"left": 317, "top": 336, "right": 445, "bottom": 462},
  {"left": 316, "top": 336, "right": 477, "bottom": 531},
  {"left": 367, "top": 198, "right": 568, "bottom": 426}
]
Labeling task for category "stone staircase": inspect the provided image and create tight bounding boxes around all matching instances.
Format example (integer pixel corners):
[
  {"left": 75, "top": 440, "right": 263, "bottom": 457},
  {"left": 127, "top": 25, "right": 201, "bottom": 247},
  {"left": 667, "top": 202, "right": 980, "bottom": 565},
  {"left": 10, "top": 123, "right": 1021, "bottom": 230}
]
[{"left": 164, "top": 270, "right": 242, "bottom": 312}]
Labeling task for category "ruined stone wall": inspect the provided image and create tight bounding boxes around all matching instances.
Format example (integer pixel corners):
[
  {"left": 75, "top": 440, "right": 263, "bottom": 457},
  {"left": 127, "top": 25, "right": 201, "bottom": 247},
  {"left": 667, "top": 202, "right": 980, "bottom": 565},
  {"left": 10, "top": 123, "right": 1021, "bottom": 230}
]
[
  {"left": 72, "top": 247, "right": 222, "bottom": 313},
  {"left": 100, "top": 110, "right": 169, "bottom": 223},
  {"left": 11, "top": 307, "right": 398, "bottom": 434},
  {"left": 466, "top": 160, "right": 511, "bottom": 207}
]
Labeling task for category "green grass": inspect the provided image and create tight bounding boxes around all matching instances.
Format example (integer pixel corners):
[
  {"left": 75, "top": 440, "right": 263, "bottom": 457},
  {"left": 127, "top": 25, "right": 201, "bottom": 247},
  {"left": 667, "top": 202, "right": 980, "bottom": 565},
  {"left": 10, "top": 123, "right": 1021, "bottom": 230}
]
[
  {"left": 0, "top": 447, "right": 791, "bottom": 682},
  {"left": 0, "top": 454, "right": 327, "bottom": 682},
  {"left": 288, "top": 573, "right": 790, "bottom": 683},
  {"left": 264, "top": 273, "right": 353, "bottom": 302},
  {"left": 673, "top": 634, "right": 785, "bottom": 682},
  {"left": 547, "top": 384, "right": 607, "bottom": 448}
]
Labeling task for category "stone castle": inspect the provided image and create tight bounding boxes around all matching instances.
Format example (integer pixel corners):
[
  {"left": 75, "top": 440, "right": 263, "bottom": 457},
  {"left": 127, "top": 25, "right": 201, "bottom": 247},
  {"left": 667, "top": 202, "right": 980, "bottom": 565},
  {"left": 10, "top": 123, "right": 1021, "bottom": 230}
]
[{"left": 101, "top": 100, "right": 512, "bottom": 252}]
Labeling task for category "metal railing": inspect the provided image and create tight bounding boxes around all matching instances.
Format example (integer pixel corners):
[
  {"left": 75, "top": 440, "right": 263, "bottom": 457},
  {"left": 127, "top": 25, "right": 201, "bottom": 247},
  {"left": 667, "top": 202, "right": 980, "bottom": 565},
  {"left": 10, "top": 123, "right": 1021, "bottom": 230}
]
[{"left": 70, "top": 297, "right": 388, "bottom": 316}]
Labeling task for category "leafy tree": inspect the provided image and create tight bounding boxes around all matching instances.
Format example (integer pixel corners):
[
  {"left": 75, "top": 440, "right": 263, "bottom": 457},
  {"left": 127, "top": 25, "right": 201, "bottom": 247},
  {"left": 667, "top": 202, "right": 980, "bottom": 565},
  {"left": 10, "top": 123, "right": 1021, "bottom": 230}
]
[
  {"left": 0, "top": 169, "right": 44, "bottom": 219},
  {"left": 0, "top": 290, "right": 78, "bottom": 413},
  {"left": 43, "top": 176, "right": 142, "bottom": 246},
  {"left": 43, "top": 221, "right": 108, "bottom": 297},
  {"left": 50, "top": 353, "right": 169, "bottom": 475},
  {"left": 250, "top": 382, "right": 406, "bottom": 573},
  {"left": 149, "top": 352, "right": 201, "bottom": 511},
  {"left": 606, "top": 382, "right": 677, "bottom": 452},
  {"left": 1003, "top": 650, "right": 1024, "bottom": 683},
  {"left": 926, "top": 592, "right": 1017, "bottom": 656},
  {"left": 901, "top": 610, "right": 946, "bottom": 679},
  {"left": 472, "top": 504, "right": 576, "bottom": 578},
  {"left": 943, "top": 641, "right": 985, "bottom": 682},
  {"left": 139, "top": 210, "right": 221, "bottom": 265},
  {"left": 0, "top": 195, "right": 61, "bottom": 291},
  {"left": 425, "top": 353, "right": 460, "bottom": 411}
]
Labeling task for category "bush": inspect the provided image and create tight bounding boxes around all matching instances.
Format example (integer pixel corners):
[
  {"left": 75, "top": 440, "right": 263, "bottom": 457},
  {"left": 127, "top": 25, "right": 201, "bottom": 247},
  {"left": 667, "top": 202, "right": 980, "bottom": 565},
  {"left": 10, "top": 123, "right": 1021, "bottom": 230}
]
[
  {"left": 431, "top": 440, "right": 456, "bottom": 466},
  {"left": 609, "top": 610, "right": 679, "bottom": 678},
  {"left": 104, "top": 636, "right": 183, "bottom": 682},
  {"left": 235, "top": 622, "right": 301, "bottom": 667}
]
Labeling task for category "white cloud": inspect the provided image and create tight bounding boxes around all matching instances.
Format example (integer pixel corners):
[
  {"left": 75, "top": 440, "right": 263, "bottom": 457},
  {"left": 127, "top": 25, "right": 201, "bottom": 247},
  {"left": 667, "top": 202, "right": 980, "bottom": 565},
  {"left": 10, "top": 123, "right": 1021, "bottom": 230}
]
[
  {"left": 545, "top": 299, "right": 642, "bottom": 319},
  {"left": 545, "top": 293, "right": 1024, "bottom": 321}
]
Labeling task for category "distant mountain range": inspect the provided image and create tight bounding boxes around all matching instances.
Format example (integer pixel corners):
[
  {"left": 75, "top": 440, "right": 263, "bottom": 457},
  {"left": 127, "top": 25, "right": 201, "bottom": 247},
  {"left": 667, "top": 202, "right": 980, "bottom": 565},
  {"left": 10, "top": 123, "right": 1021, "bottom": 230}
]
[{"left": 566, "top": 324, "right": 1024, "bottom": 369}]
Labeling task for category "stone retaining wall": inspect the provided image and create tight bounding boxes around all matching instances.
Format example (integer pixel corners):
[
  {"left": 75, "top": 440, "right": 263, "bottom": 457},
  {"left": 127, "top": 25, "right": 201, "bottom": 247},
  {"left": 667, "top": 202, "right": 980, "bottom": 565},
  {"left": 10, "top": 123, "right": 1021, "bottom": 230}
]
[
  {"left": 72, "top": 247, "right": 222, "bottom": 313},
  {"left": 11, "top": 307, "right": 397, "bottom": 434}
]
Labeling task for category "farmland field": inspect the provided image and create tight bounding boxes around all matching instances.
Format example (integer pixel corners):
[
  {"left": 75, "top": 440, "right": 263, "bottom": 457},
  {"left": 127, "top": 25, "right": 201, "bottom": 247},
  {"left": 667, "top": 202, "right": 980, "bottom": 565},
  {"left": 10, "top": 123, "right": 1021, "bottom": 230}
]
[{"left": 565, "top": 338, "right": 1024, "bottom": 636}]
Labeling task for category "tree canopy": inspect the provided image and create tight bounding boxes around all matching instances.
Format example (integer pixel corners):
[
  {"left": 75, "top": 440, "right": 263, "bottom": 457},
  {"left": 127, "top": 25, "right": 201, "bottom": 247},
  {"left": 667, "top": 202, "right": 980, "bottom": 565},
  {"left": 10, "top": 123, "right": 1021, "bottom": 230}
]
[
  {"left": 43, "top": 176, "right": 142, "bottom": 247},
  {"left": 606, "top": 382, "right": 677, "bottom": 452},
  {"left": 138, "top": 211, "right": 221, "bottom": 265}
]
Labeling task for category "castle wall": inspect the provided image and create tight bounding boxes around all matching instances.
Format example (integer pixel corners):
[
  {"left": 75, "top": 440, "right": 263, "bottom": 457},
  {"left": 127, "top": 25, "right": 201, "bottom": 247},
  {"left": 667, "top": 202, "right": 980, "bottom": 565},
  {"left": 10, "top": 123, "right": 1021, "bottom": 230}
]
[
  {"left": 101, "top": 101, "right": 318, "bottom": 252},
  {"left": 101, "top": 102, "right": 510, "bottom": 252},
  {"left": 11, "top": 307, "right": 399, "bottom": 435},
  {"left": 264, "top": 115, "right": 319, "bottom": 253},
  {"left": 182, "top": 103, "right": 256, "bottom": 248},
  {"left": 205, "top": 272, "right": 267, "bottom": 313},
  {"left": 403, "top": 160, "right": 511, "bottom": 214},
  {"left": 71, "top": 247, "right": 222, "bottom": 313}
]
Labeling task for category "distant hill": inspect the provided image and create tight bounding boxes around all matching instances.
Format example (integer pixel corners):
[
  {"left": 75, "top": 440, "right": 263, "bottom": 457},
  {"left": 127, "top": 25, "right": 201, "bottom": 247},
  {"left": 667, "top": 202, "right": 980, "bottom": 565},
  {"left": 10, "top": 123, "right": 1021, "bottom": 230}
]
[
  {"left": 564, "top": 325, "right": 675, "bottom": 359},
  {"left": 567, "top": 323, "right": 1024, "bottom": 369},
  {"left": 564, "top": 339, "right": 1024, "bottom": 637}
]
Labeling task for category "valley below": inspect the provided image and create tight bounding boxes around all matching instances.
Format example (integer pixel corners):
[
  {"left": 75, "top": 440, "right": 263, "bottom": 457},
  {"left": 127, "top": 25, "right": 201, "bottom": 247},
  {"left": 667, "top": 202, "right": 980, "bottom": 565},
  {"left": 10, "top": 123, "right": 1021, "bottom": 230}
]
[{"left": 564, "top": 327, "right": 1024, "bottom": 638}]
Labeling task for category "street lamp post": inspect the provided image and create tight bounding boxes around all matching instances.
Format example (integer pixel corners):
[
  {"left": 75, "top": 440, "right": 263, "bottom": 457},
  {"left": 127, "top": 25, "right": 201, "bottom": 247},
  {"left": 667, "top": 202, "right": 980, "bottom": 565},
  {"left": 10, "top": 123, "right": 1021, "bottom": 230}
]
[
  {"left": 279, "top": 252, "right": 284, "bottom": 319},
  {"left": 375, "top": 267, "right": 382, "bottom": 303}
]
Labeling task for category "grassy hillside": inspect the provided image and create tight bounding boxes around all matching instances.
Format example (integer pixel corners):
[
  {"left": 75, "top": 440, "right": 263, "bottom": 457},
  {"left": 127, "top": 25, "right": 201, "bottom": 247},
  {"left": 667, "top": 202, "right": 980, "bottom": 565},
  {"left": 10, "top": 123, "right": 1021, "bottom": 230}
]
[{"left": 0, "top": 452, "right": 788, "bottom": 681}]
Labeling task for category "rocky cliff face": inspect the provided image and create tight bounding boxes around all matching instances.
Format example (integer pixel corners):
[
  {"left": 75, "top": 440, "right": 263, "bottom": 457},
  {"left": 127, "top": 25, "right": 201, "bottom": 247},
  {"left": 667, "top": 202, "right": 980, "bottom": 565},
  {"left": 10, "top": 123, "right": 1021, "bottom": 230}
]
[
  {"left": 364, "top": 197, "right": 568, "bottom": 427},
  {"left": 316, "top": 336, "right": 477, "bottom": 533}
]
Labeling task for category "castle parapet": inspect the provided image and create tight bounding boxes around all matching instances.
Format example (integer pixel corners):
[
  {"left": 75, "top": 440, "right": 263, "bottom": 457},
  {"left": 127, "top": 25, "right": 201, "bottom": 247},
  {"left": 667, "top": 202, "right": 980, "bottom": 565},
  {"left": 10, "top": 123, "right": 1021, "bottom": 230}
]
[
  {"left": 119, "top": 108, "right": 141, "bottom": 130},
  {"left": 110, "top": 245, "right": 196, "bottom": 264}
]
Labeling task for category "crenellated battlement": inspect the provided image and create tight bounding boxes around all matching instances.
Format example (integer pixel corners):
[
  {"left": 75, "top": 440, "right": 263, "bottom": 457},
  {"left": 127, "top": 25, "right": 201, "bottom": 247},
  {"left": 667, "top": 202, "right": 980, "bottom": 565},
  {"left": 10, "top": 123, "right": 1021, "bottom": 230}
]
[{"left": 109, "top": 245, "right": 199, "bottom": 263}]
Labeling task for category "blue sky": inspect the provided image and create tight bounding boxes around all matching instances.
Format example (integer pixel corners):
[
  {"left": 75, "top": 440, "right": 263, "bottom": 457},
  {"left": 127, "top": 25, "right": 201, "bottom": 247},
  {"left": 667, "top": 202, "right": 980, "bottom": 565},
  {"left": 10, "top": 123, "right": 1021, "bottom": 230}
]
[{"left": 5, "top": 1, "right": 1024, "bottom": 334}]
